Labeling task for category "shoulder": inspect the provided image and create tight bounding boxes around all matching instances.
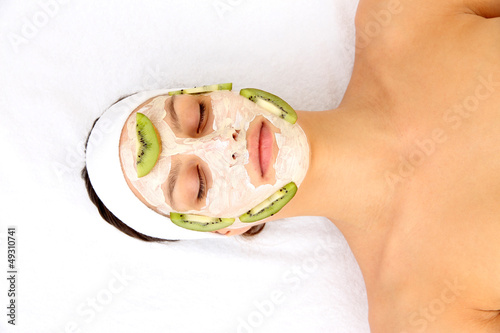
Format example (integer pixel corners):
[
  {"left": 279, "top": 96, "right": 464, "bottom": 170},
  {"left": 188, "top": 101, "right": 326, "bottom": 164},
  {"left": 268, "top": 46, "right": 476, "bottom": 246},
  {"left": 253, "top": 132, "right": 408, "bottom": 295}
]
[
  {"left": 355, "top": 0, "right": 493, "bottom": 27},
  {"left": 354, "top": 0, "right": 455, "bottom": 43},
  {"left": 462, "top": 0, "right": 500, "bottom": 18},
  {"left": 354, "top": 0, "right": 500, "bottom": 55}
]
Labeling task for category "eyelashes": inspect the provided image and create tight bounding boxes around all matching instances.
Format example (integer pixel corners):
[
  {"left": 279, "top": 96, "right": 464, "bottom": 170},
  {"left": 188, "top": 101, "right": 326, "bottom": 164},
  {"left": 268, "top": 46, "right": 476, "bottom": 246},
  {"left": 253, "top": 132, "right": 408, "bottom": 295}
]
[
  {"left": 197, "top": 164, "right": 206, "bottom": 200},
  {"left": 195, "top": 100, "right": 208, "bottom": 201},
  {"left": 196, "top": 102, "right": 206, "bottom": 134}
]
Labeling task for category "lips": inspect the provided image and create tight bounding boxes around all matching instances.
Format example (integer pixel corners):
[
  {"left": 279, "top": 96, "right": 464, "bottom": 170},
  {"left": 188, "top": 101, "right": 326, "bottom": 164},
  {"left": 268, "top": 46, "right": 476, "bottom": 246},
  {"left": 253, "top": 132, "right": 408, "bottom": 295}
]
[
  {"left": 247, "top": 119, "right": 270, "bottom": 177},
  {"left": 258, "top": 122, "right": 273, "bottom": 177},
  {"left": 247, "top": 117, "right": 276, "bottom": 180}
]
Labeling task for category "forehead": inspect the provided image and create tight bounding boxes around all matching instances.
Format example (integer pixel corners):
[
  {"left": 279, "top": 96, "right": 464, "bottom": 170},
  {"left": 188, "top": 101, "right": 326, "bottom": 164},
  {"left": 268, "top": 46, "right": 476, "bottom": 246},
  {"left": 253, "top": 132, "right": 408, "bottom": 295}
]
[
  {"left": 124, "top": 94, "right": 168, "bottom": 126},
  {"left": 118, "top": 94, "right": 174, "bottom": 212}
]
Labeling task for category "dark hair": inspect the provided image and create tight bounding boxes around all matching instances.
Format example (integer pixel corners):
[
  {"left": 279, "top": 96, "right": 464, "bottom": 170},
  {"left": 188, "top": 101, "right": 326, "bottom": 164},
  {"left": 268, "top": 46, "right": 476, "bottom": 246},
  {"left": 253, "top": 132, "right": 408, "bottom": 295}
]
[
  {"left": 82, "top": 117, "right": 265, "bottom": 242},
  {"left": 81, "top": 166, "right": 172, "bottom": 242}
]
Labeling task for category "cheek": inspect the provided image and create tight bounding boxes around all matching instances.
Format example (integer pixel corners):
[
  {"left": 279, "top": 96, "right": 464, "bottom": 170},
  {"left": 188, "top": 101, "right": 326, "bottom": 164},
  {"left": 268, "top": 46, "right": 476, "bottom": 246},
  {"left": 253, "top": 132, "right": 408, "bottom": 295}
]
[{"left": 204, "top": 169, "right": 252, "bottom": 216}]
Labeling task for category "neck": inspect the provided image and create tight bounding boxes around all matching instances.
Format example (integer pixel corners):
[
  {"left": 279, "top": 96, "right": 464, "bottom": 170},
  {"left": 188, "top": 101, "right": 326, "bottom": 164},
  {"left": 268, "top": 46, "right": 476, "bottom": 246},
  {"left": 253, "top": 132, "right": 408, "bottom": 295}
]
[{"left": 271, "top": 100, "right": 400, "bottom": 278}]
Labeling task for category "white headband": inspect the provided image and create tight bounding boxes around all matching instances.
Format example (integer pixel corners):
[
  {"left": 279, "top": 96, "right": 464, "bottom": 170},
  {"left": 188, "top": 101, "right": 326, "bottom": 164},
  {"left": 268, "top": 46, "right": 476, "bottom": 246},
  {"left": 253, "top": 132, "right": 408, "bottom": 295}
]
[{"left": 85, "top": 89, "right": 223, "bottom": 240}]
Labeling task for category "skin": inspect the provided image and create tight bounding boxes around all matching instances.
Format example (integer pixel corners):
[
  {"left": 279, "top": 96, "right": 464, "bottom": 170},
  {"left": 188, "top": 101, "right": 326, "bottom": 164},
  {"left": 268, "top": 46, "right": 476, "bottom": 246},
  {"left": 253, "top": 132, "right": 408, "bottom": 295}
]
[{"left": 224, "top": 0, "right": 500, "bottom": 331}]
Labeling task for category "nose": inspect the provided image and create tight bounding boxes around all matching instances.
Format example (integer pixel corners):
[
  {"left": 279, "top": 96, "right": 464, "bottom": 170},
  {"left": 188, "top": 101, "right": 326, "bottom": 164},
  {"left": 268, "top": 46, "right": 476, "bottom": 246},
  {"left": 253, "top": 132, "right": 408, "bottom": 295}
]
[
  {"left": 203, "top": 129, "right": 243, "bottom": 165},
  {"left": 231, "top": 130, "right": 242, "bottom": 161},
  {"left": 232, "top": 130, "right": 240, "bottom": 141}
]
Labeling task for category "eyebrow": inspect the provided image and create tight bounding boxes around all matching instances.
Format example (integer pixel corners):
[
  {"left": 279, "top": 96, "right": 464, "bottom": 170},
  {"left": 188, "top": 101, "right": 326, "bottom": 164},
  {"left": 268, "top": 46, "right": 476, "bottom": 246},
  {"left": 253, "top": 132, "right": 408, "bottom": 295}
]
[
  {"left": 167, "top": 159, "right": 182, "bottom": 209},
  {"left": 166, "top": 94, "right": 181, "bottom": 131}
]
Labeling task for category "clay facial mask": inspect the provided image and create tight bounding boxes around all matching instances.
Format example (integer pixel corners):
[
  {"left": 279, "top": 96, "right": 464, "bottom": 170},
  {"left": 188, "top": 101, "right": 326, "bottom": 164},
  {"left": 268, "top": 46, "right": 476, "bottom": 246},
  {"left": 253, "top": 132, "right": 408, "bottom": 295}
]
[{"left": 119, "top": 91, "right": 309, "bottom": 219}]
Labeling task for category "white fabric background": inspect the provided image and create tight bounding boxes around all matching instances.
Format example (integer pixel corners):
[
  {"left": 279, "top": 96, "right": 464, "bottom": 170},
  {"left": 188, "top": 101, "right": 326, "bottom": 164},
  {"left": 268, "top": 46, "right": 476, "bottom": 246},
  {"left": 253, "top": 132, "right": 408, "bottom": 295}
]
[{"left": 0, "top": 0, "right": 369, "bottom": 332}]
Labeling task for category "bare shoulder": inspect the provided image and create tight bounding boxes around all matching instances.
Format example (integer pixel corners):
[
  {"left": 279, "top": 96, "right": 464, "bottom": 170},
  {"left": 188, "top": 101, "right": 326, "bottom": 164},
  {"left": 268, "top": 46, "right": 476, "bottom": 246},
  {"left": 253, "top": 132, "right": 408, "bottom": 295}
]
[
  {"left": 354, "top": 0, "right": 463, "bottom": 53},
  {"left": 356, "top": 0, "right": 499, "bottom": 26},
  {"left": 354, "top": 0, "right": 500, "bottom": 68},
  {"left": 463, "top": 0, "right": 500, "bottom": 18}
]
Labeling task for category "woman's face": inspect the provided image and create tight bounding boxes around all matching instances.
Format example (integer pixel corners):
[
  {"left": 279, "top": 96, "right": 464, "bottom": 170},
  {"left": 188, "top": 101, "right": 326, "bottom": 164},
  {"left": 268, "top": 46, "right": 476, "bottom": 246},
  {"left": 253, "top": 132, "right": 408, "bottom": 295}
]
[{"left": 119, "top": 91, "right": 309, "bottom": 231}]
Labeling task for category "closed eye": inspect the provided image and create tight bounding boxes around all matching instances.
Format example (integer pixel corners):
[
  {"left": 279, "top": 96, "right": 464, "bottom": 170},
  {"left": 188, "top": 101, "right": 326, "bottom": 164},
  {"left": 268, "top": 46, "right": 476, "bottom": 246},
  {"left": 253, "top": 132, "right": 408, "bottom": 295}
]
[
  {"left": 197, "top": 165, "right": 206, "bottom": 200},
  {"left": 197, "top": 102, "right": 206, "bottom": 134}
]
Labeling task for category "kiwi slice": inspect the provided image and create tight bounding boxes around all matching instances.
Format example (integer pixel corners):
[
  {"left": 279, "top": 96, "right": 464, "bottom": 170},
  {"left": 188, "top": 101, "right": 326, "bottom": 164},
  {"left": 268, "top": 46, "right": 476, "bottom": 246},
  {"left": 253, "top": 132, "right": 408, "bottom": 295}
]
[
  {"left": 239, "top": 182, "right": 297, "bottom": 223},
  {"left": 239, "top": 88, "right": 298, "bottom": 124},
  {"left": 168, "top": 83, "right": 232, "bottom": 96},
  {"left": 170, "top": 213, "right": 235, "bottom": 232},
  {"left": 136, "top": 112, "right": 161, "bottom": 177}
]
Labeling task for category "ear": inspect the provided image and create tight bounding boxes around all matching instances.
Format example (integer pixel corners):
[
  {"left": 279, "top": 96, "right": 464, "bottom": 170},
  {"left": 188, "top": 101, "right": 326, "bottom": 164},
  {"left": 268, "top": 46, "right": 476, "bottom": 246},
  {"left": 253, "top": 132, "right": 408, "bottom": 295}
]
[{"left": 212, "top": 226, "right": 252, "bottom": 236}]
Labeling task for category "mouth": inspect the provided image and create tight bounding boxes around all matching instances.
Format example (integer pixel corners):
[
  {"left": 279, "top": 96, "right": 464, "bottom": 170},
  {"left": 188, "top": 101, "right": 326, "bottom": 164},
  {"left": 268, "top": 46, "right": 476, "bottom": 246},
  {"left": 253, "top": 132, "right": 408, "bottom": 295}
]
[
  {"left": 258, "top": 121, "right": 273, "bottom": 177},
  {"left": 247, "top": 117, "right": 277, "bottom": 183}
]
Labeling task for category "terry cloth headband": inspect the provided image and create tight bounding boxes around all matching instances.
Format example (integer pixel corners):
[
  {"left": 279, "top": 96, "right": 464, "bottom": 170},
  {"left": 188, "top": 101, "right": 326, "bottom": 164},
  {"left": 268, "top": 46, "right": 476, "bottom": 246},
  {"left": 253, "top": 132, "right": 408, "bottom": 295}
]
[{"left": 85, "top": 89, "right": 223, "bottom": 240}]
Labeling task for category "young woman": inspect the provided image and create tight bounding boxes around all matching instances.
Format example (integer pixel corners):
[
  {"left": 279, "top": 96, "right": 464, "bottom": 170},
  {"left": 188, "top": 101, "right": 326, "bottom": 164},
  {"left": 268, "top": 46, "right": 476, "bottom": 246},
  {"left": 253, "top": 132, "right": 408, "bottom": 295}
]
[{"left": 84, "top": 0, "right": 500, "bottom": 331}]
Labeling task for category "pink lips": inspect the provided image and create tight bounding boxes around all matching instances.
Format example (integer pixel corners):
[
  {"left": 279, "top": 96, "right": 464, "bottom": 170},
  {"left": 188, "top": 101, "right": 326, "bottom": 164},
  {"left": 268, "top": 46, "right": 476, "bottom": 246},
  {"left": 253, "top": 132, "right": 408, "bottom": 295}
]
[
  {"left": 258, "top": 122, "right": 273, "bottom": 177},
  {"left": 247, "top": 118, "right": 274, "bottom": 180}
]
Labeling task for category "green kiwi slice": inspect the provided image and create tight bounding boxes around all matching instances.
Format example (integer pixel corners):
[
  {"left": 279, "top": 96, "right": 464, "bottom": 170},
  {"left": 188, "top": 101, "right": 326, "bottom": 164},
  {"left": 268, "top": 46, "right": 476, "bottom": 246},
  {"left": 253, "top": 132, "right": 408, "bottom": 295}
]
[
  {"left": 239, "top": 182, "right": 297, "bottom": 223},
  {"left": 136, "top": 112, "right": 161, "bottom": 177},
  {"left": 168, "top": 83, "right": 233, "bottom": 96},
  {"left": 239, "top": 88, "right": 298, "bottom": 124},
  {"left": 170, "top": 213, "right": 235, "bottom": 232}
]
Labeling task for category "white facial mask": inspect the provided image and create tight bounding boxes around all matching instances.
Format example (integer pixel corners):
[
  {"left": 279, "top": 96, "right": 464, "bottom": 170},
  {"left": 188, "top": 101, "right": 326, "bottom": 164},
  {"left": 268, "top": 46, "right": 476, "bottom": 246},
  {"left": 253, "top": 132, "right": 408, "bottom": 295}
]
[{"left": 120, "top": 91, "right": 309, "bottom": 219}]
